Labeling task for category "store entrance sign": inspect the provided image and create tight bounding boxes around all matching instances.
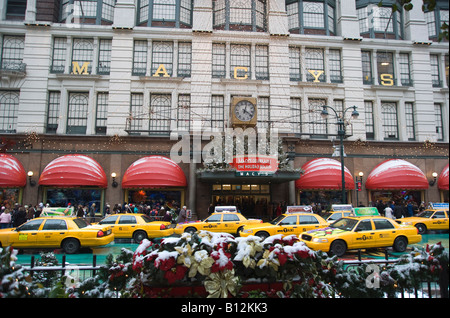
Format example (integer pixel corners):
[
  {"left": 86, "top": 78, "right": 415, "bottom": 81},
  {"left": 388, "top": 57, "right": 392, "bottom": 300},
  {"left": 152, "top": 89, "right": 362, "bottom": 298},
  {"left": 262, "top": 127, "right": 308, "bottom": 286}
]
[{"left": 232, "top": 155, "right": 278, "bottom": 173}]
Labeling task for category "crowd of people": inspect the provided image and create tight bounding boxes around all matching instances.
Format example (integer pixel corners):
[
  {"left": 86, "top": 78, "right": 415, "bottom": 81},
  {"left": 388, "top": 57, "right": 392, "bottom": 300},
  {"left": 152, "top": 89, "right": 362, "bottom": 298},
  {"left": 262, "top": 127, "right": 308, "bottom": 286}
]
[
  {"left": 0, "top": 203, "right": 44, "bottom": 229},
  {"left": 372, "top": 200, "right": 426, "bottom": 219},
  {"left": 0, "top": 200, "right": 190, "bottom": 229}
]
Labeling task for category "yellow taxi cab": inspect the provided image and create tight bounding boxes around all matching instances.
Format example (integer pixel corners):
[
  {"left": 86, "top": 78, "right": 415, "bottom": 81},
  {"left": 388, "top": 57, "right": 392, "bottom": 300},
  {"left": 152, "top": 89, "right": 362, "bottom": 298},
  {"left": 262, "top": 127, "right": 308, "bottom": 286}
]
[
  {"left": 174, "top": 211, "right": 262, "bottom": 236},
  {"left": 0, "top": 217, "right": 114, "bottom": 254},
  {"left": 300, "top": 216, "right": 422, "bottom": 257},
  {"left": 96, "top": 213, "right": 174, "bottom": 242},
  {"left": 396, "top": 207, "right": 449, "bottom": 234},
  {"left": 322, "top": 204, "right": 354, "bottom": 223},
  {"left": 240, "top": 212, "right": 329, "bottom": 240}
]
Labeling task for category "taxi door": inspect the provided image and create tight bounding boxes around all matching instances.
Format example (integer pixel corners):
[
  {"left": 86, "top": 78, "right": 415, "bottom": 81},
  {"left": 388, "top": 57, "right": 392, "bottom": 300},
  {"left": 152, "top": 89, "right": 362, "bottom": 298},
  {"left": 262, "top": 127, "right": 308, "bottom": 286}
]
[
  {"left": 202, "top": 214, "right": 223, "bottom": 232},
  {"left": 117, "top": 215, "right": 138, "bottom": 238},
  {"left": 36, "top": 219, "right": 69, "bottom": 247},
  {"left": 276, "top": 215, "right": 298, "bottom": 236},
  {"left": 430, "top": 211, "right": 449, "bottom": 230},
  {"left": 9, "top": 219, "right": 43, "bottom": 247},
  {"left": 221, "top": 213, "right": 241, "bottom": 234},
  {"left": 298, "top": 215, "right": 323, "bottom": 234},
  {"left": 351, "top": 219, "right": 375, "bottom": 249},
  {"left": 371, "top": 218, "right": 397, "bottom": 247}
]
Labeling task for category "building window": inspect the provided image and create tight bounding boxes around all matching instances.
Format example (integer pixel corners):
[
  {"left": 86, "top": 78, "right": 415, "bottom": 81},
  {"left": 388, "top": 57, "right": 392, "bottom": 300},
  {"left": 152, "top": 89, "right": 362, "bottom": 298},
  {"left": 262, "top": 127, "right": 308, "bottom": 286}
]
[
  {"left": 137, "top": 0, "right": 193, "bottom": 28},
  {"left": 257, "top": 97, "right": 270, "bottom": 130},
  {"left": 399, "top": 53, "right": 412, "bottom": 86},
  {"left": 430, "top": 54, "right": 442, "bottom": 87},
  {"left": 290, "top": 98, "right": 302, "bottom": 134},
  {"left": 177, "top": 94, "right": 190, "bottom": 131},
  {"left": 98, "top": 39, "right": 112, "bottom": 75},
  {"left": 212, "top": 43, "right": 226, "bottom": 78},
  {"left": 424, "top": 2, "right": 449, "bottom": 41},
  {"left": 213, "top": 0, "right": 267, "bottom": 32},
  {"left": 286, "top": 0, "right": 336, "bottom": 36},
  {"left": 357, "top": 2, "right": 403, "bottom": 39},
  {"left": 381, "top": 102, "right": 398, "bottom": 140},
  {"left": 230, "top": 44, "right": 251, "bottom": 79},
  {"left": 404, "top": 102, "right": 415, "bottom": 141},
  {"left": 67, "top": 92, "right": 89, "bottom": 135},
  {"left": 132, "top": 40, "right": 148, "bottom": 76},
  {"left": 0, "top": 91, "right": 19, "bottom": 133},
  {"left": 305, "top": 48, "right": 324, "bottom": 82},
  {"left": 289, "top": 47, "right": 302, "bottom": 81},
  {"left": 96, "top": 92, "right": 108, "bottom": 135},
  {"left": 51, "top": 38, "right": 67, "bottom": 73},
  {"left": 5, "top": 0, "right": 27, "bottom": 21},
  {"left": 152, "top": 42, "right": 173, "bottom": 76},
  {"left": 377, "top": 51, "right": 395, "bottom": 86},
  {"left": 211, "top": 95, "right": 224, "bottom": 130},
  {"left": 434, "top": 103, "right": 444, "bottom": 141},
  {"left": 329, "top": 49, "right": 342, "bottom": 83},
  {"left": 46, "top": 91, "right": 61, "bottom": 134},
  {"left": 129, "top": 93, "right": 144, "bottom": 134},
  {"left": 361, "top": 51, "right": 373, "bottom": 84},
  {"left": 255, "top": 45, "right": 269, "bottom": 80},
  {"left": 178, "top": 42, "right": 192, "bottom": 77},
  {"left": 60, "top": 0, "right": 116, "bottom": 25},
  {"left": 308, "top": 98, "right": 327, "bottom": 138},
  {"left": 0, "top": 35, "right": 25, "bottom": 72},
  {"left": 72, "top": 38, "right": 94, "bottom": 74},
  {"left": 364, "top": 101, "right": 374, "bottom": 140},
  {"left": 149, "top": 94, "right": 171, "bottom": 135}
]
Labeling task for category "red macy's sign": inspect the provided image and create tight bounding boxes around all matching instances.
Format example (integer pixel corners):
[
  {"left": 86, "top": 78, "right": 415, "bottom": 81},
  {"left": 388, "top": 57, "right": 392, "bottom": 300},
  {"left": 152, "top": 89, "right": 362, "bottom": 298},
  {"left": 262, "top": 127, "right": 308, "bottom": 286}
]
[{"left": 231, "top": 155, "right": 278, "bottom": 172}]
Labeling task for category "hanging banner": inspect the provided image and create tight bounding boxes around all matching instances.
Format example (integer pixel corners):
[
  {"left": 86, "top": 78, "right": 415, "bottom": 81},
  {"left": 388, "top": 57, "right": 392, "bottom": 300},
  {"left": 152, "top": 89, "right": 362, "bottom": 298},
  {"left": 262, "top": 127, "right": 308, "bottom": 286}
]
[
  {"left": 231, "top": 155, "right": 278, "bottom": 173},
  {"left": 41, "top": 206, "right": 74, "bottom": 217}
]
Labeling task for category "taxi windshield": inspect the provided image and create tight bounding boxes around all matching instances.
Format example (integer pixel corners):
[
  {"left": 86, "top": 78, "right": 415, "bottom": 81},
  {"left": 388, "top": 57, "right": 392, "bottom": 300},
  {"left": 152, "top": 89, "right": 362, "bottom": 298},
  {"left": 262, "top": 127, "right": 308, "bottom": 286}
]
[
  {"left": 330, "top": 218, "right": 358, "bottom": 231},
  {"left": 270, "top": 215, "right": 286, "bottom": 225},
  {"left": 416, "top": 210, "right": 434, "bottom": 218}
]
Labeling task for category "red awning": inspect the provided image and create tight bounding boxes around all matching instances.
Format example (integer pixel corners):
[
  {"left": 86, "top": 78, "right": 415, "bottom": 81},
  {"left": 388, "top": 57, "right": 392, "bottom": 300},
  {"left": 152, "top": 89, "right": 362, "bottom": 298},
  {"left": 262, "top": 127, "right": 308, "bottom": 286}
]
[
  {"left": 438, "top": 164, "right": 449, "bottom": 190},
  {"left": 365, "top": 159, "right": 428, "bottom": 190},
  {"left": 122, "top": 156, "right": 187, "bottom": 189},
  {"left": 0, "top": 154, "right": 26, "bottom": 188},
  {"left": 295, "top": 158, "right": 355, "bottom": 190},
  {"left": 39, "top": 155, "right": 107, "bottom": 188}
]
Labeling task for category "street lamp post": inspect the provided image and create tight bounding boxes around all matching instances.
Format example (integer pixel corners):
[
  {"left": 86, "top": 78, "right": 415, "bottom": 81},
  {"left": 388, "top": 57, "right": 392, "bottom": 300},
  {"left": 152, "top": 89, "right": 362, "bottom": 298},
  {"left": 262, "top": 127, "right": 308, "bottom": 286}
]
[{"left": 320, "top": 105, "right": 359, "bottom": 204}]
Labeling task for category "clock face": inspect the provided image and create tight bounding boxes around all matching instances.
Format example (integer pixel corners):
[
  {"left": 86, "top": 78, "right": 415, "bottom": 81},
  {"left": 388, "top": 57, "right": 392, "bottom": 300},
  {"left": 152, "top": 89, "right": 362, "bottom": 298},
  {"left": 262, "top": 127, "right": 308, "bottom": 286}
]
[{"left": 234, "top": 100, "right": 256, "bottom": 122}]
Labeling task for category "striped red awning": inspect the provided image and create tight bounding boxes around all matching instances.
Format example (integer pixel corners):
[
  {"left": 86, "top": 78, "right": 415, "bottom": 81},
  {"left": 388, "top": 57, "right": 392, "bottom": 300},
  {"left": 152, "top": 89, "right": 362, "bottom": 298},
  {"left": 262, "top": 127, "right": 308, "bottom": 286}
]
[
  {"left": 122, "top": 156, "right": 187, "bottom": 189},
  {"left": 38, "top": 155, "right": 107, "bottom": 188},
  {"left": 0, "top": 154, "right": 26, "bottom": 188},
  {"left": 438, "top": 164, "right": 449, "bottom": 190},
  {"left": 295, "top": 158, "right": 355, "bottom": 190},
  {"left": 365, "top": 159, "right": 428, "bottom": 190}
]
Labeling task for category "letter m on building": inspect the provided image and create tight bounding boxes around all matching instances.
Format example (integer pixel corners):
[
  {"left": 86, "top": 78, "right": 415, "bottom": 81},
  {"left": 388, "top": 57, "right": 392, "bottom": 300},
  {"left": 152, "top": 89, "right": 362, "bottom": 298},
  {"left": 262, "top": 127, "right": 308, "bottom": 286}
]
[{"left": 72, "top": 61, "right": 90, "bottom": 75}]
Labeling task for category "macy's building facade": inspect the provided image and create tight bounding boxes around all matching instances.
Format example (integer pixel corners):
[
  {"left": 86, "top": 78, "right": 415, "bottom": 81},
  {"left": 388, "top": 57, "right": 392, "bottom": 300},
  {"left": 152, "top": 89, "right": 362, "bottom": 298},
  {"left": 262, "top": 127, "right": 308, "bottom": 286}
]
[{"left": 0, "top": 0, "right": 448, "bottom": 220}]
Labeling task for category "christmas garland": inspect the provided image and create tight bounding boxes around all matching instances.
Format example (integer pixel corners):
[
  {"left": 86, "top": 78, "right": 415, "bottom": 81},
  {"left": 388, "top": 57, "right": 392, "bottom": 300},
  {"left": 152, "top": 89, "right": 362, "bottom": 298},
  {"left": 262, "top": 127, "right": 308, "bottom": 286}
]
[{"left": 0, "top": 235, "right": 448, "bottom": 298}]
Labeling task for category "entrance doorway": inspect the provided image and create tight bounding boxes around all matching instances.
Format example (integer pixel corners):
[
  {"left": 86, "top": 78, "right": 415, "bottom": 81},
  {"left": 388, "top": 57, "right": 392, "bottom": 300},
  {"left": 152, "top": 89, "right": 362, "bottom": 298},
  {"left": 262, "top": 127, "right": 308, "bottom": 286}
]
[{"left": 211, "top": 184, "right": 271, "bottom": 219}]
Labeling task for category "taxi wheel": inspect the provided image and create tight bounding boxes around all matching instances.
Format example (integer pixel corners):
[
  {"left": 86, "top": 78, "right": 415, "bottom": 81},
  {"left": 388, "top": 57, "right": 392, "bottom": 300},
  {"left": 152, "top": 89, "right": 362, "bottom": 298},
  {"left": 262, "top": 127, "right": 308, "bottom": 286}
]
[
  {"left": 62, "top": 238, "right": 80, "bottom": 254},
  {"left": 255, "top": 231, "right": 270, "bottom": 241},
  {"left": 236, "top": 226, "right": 244, "bottom": 237},
  {"left": 330, "top": 240, "right": 347, "bottom": 257},
  {"left": 415, "top": 223, "right": 427, "bottom": 234},
  {"left": 393, "top": 236, "right": 408, "bottom": 252},
  {"left": 185, "top": 227, "right": 197, "bottom": 234},
  {"left": 133, "top": 231, "right": 148, "bottom": 243}
]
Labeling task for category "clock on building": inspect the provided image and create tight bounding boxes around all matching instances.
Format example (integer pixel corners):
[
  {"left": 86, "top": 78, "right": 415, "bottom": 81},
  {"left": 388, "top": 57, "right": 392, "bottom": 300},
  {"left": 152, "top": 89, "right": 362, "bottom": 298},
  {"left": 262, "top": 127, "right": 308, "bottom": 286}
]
[{"left": 230, "top": 97, "right": 257, "bottom": 127}]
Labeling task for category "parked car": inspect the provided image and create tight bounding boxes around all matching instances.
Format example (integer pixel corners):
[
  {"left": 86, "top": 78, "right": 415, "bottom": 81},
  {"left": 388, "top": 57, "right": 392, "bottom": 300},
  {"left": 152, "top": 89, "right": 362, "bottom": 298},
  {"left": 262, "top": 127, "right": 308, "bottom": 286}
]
[
  {"left": 0, "top": 217, "right": 114, "bottom": 254},
  {"left": 96, "top": 213, "right": 173, "bottom": 242},
  {"left": 300, "top": 216, "right": 422, "bottom": 257},
  {"left": 396, "top": 208, "right": 449, "bottom": 234},
  {"left": 240, "top": 212, "right": 329, "bottom": 240},
  {"left": 174, "top": 212, "right": 262, "bottom": 236}
]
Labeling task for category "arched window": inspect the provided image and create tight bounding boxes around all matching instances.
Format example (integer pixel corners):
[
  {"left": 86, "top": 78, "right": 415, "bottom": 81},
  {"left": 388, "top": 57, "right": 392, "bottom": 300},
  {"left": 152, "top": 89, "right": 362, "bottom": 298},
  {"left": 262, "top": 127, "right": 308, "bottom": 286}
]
[
  {"left": 60, "top": 0, "right": 116, "bottom": 25},
  {"left": 286, "top": 0, "right": 336, "bottom": 35},
  {"left": 137, "top": 0, "right": 193, "bottom": 28},
  {"left": 356, "top": 0, "right": 403, "bottom": 39},
  {"left": 213, "top": 0, "right": 267, "bottom": 32}
]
